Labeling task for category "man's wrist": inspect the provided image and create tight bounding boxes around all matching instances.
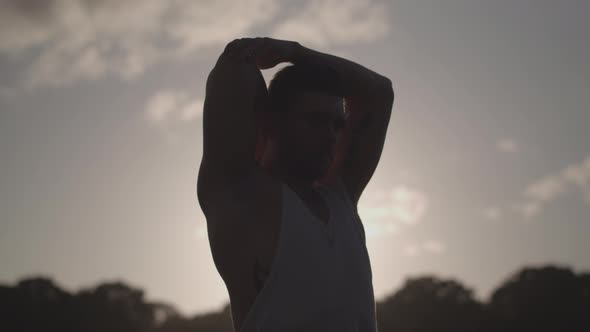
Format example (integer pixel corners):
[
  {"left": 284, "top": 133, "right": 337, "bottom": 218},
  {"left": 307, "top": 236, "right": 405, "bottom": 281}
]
[{"left": 289, "top": 41, "right": 305, "bottom": 64}]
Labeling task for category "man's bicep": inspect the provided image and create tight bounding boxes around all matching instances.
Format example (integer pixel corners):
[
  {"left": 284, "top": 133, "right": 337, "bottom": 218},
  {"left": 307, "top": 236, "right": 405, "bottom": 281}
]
[{"left": 201, "top": 56, "right": 267, "bottom": 183}]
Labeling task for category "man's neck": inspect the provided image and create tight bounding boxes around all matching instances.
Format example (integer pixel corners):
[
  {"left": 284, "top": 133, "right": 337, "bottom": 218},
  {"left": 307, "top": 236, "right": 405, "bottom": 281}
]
[{"left": 268, "top": 163, "right": 317, "bottom": 200}]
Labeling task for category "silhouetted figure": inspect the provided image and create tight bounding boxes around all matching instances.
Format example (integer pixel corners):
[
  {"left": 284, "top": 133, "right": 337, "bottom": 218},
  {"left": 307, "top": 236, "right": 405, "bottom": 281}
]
[{"left": 197, "top": 37, "right": 394, "bottom": 331}]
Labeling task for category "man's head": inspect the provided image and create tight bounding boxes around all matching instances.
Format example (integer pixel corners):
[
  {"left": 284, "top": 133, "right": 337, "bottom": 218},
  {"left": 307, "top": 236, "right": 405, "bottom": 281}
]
[{"left": 263, "top": 63, "right": 347, "bottom": 182}]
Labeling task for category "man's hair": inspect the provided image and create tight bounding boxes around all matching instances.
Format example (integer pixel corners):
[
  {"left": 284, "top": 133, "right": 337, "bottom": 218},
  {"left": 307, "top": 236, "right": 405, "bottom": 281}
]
[{"left": 267, "top": 62, "right": 345, "bottom": 114}]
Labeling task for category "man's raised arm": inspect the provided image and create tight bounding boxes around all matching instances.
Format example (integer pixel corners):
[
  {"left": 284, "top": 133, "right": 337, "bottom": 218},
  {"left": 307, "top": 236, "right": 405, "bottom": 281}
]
[
  {"left": 197, "top": 39, "right": 268, "bottom": 214},
  {"left": 291, "top": 42, "right": 395, "bottom": 208}
]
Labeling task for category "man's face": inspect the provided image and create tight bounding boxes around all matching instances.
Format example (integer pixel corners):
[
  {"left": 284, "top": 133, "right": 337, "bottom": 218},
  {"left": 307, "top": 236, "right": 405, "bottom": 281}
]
[{"left": 277, "top": 91, "right": 347, "bottom": 180}]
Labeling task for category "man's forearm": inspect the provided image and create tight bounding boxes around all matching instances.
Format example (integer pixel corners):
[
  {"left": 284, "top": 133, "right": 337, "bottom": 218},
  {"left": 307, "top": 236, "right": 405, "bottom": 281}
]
[{"left": 291, "top": 43, "right": 393, "bottom": 100}]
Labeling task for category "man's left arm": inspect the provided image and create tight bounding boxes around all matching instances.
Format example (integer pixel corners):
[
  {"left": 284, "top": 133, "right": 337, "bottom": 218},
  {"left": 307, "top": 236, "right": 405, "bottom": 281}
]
[{"left": 292, "top": 43, "right": 395, "bottom": 209}]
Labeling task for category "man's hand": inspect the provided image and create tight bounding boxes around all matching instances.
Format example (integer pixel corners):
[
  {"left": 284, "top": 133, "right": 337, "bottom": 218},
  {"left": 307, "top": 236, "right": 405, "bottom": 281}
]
[{"left": 223, "top": 37, "right": 300, "bottom": 70}]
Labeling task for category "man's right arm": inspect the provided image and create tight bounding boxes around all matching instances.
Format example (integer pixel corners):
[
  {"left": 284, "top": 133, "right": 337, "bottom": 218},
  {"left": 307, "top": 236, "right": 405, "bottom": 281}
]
[{"left": 197, "top": 42, "right": 268, "bottom": 217}]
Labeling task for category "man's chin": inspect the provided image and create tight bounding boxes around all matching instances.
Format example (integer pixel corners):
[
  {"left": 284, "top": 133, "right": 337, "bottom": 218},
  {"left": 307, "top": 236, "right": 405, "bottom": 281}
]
[
  {"left": 313, "top": 166, "right": 330, "bottom": 180},
  {"left": 299, "top": 169, "right": 326, "bottom": 183},
  {"left": 293, "top": 160, "right": 330, "bottom": 181}
]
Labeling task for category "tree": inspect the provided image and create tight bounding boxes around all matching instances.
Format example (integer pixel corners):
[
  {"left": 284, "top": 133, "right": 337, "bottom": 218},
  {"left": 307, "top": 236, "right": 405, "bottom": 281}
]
[
  {"left": 376, "top": 276, "right": 493, "bottom": 332},
  {"left": 489, "top": 265, "right": 590, "bottom": 332},
  {"left": 73, "top": 281, "right": 158, "bottom": 332},
  {"left": 0, "top": 277, "right": 75, "bottom": 331},
  {"left": 2, "top": 265, "right": 589, "bottom": 332}
]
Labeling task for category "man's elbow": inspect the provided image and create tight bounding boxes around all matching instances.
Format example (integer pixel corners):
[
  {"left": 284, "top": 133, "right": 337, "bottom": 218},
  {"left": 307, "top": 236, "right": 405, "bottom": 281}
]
[
  {"left": 380, "top": 76, "right": 394, "bottom": 100},
  {"left": 375, "top": 76, "right": 394, "bottom": 111}
]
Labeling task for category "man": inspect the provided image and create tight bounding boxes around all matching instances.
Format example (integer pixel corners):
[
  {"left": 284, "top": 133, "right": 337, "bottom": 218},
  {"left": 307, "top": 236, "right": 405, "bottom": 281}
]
[{"left": 197, "top": 37, "right": 394, "bottom": 332}]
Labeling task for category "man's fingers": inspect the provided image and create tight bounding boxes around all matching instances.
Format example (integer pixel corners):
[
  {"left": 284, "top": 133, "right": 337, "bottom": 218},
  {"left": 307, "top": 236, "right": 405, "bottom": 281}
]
[
  {"left": 238, "top": 38, "right": 266, "bottom": 61},
  {"left": 222, "top": 39, "right": 240, "bottom": 57},
  {"left": 222, "top": 37, "right": 271, "bottom": 63},
  {"left": 223, "top": 38, "right": 251, "bottom": 59}
]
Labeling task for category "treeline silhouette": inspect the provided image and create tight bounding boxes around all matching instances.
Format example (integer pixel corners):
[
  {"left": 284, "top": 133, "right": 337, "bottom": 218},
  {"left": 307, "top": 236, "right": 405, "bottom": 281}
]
[{"left": 1, "top": 264, "right": 588, "bottom": 332}]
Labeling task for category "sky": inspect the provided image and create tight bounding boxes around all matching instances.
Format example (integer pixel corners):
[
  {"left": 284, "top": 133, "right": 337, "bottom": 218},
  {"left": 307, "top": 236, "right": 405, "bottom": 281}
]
[{"left": 1, "top": 0, "right": 589, "bottom": 316}]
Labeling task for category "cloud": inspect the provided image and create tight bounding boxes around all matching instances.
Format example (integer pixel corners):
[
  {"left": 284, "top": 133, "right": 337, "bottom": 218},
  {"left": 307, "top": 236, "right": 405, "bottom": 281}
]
[
  {"left": 389, "top": 186, "right": 429, "bottom": 225},
  {"left": 168, "top": 0, "right": 280, "bottom": 55},
  {"left": 363, "top": 220, "right": 399, "bottom": 238},
  {"left": 146, "top": 90, "right": 185, "bottom": 124},
  {"left": 196, "top": 224, "right": 208, "bottom": 239},
  {"left": 525, "top": 175, "right": 567, "bottom": 202},
  {"left": 358, "top": 185, "right": 429, "bottom": 237},
  {"left": 1, "top": 0, "right": 391, "bottom": 88},
  {"left": 0, "top": 0, "right": 279, "bottom": 87},
  {"left": 483, "top": 207, "right": 502, "bottom": 221},
  {"left": 517, "top": 201, "right": 542, "bottom": 220},
  {"left": 0, "top": 0, "right": 57, "bottom": 52},
  {"left": 145, "top": 89, "right": 203, "bottom": 125},
  {"left": 422, "top": 240, "right": 446, "bottom": 254},
  {"left": 402, "top": 244, "right": 419, "bottom": 257},
  {"left": 180, "top": 100, "right": 205, "bottom": 122},
  {"left": 562, "top": 160, "right": 590, "bottom": 188},
  {"left": 516, "top": 156, "right": 590, "bottom": 220},
  {"left": 3, "top": 0, "right": 169, "bottom": 85},
  {"left": 272, "top": 0, "right": 390, "bottom": 48},
  {"left": 497, "top": 138, "right": 519, "bottom": 153},
  {"left": 402, "top": 240, "right": 446, "bottom": 257}
]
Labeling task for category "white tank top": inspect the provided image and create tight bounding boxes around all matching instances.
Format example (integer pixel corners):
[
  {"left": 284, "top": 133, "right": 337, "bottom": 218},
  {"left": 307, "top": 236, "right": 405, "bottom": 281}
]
[{"left": 238, "top": 177, "right": 377, "bottom": 332}]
